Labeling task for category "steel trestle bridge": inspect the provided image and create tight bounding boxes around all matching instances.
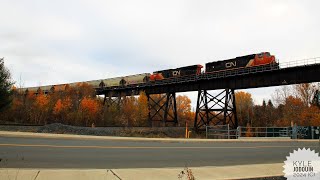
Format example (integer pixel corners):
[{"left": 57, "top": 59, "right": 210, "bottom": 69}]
[
  {"left": 20, "top": 58, "right": 320, "bottom": 131},
  {"left": 96, "top": 58, "right": 320, "bottom": 130}
]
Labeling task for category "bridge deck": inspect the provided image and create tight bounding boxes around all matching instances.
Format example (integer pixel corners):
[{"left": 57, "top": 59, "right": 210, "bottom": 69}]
[{"left": 97, "top": 61, "right": 320, "bottom": 96}]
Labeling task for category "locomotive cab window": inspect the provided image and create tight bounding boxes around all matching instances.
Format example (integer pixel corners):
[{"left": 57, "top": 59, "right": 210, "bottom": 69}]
[{"left": 265, "top": 52, "right": 270, "bottom": 56}]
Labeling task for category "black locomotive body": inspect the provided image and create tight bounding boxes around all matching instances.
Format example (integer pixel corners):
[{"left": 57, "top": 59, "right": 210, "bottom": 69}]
[
  {"left": 206, "top": 54, "right": 256, "bottom": 73},
  {"left": 153, "top": 65, "right": 202, "bottom": 79}
]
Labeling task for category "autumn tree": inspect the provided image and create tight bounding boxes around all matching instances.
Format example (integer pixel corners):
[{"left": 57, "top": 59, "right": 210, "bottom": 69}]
[
  {"left": 0, "top": 58, "right": 14, "bottom": 111},
  {"left": 77, "top": 82, "right": 96, "bottom": 99},
  {"left": 53, "top": 99, "right": 63, "bottom": 115},
  {"left": 313, "top": 89, "right": 320, "bottom": 107},
  {"left": 294, "top": 83, "right": 317, "bottom": 106},
  {"left": 120, "top": 96, "right": 138, "bottom": 127},
  {"left": 135, "top": 91, "right": 149, "bottom": 126},
  {"left": 53, "top": 97, "right": 72, "bottom": 123},
  {"left": 0, "top": 93, "right": 24, "bottom": 123},
  {"left": 32, "top": 91, "right": 50, "bottom": 124},
  {"left": 235, "top": 91, "right": 254, "bottom": 126},
  {"left": 101, "top": 98, "right": 122, "bottom": 126},
  {"left": 272, "top": 85, "right": 293, "bottom": 106},
  {"left": 79, "top": 97, "right": 100, "bottom": 126},
  {"left": 298, "top": 106, "right": 320, "bottom": 126},
  {"left": 245, "top": 123, "right": 253, "bottom": 137},
  {"left": 274, "top": 96, "right": 305, "bottom": 126},
  {"left": 176, "top": 95, "right": 193, "bottom": 126}
]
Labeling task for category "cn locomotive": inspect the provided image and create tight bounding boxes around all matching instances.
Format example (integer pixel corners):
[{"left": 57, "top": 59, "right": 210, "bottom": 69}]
[
  {"left": 150, "top": 64, "right": 203, "bottom": 81},
  {"left": 205, "top": 52, "right": 276, "bottom": 73},
  {"left": 18, "top": 52, "right": 276, "bottom": 93}
]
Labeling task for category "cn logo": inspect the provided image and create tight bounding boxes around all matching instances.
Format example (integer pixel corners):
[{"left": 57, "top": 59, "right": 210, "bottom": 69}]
[
  {"left": 225, "top": 61, "right": 237, "bottom": 68},
  {"left": 172, "top": 70, "right": 181, "bottom": 76}
]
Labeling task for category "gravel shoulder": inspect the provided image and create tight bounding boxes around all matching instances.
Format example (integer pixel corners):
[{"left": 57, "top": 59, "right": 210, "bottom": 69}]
[{"left": 0, "top": 123, "right": 187, "bottom": 138}]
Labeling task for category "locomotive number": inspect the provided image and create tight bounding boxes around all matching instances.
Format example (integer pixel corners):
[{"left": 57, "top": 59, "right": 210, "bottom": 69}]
[
  {"left": 172, "top": 70, "right": 181, "bottom": 76},
  {"left": 225, "top": 61, "right": 237, "bottom": 68}
]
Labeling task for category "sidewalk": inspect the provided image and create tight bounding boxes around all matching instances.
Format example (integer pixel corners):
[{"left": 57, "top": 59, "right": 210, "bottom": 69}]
[
  {"left": 0, "top": 163, "right": 284, "bottom": 180},
  {"left": 0, "top": 130, "right": 318, "bottom": 143}
]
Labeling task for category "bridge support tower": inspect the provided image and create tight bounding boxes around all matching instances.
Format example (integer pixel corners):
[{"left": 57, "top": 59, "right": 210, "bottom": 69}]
[
  {"left": 147, "top": 92, "right": 178, "bottom": 127},
  {"left": 103, "top": 92, "right": 123, "bottom": 109},
  {"left": 194, "top": 88, "right": 238, "bottom": 131}
]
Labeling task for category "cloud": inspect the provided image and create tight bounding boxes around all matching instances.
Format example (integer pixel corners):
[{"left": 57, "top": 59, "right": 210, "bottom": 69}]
[{"left": 1, "top": 0, "right": 320, "bottom": 104}]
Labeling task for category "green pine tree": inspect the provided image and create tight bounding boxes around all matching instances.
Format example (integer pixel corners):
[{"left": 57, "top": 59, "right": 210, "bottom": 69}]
[{"left": 0, "top": 58, "right": 14, "bottom": 111}]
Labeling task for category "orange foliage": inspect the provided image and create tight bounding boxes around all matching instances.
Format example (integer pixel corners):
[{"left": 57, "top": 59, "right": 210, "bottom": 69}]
[
  {"left": 53, "top": 98, "right": 72, "bottom": 115},
  {"left": 34, "top": 94, "right": 49, "bottom": 109},
  {"left": 235, "top": 91, "right": 254, "bottom": 126},
  {"left": 285, "top": 96, "right": 304, "bottom": 107},
  {"left": 64, "top": 97, "right": 72, "bottom": 110},
  {"left": 299, "top": 106, "right": 320, "bottom": 126},
  {"left": 121, "top": 96, "right": 138, "bottom": 126},
  {"left": 136, "top": 92, "right": 149, "bottom": 126},
  {"left": 177, "top": 95, "right": 191, "bottom": 115},
  {"left": 245, "top": 123, "right": 253, "bottom": 137},
  {"left": 283, "top": 96, "right": 305, "bottom": 125},
  {"left": 53, "top": 99, "right": 63, "bottom": 114},
  {"left": 80, "top": 97, "right": 100, "bottom": 117},
  {"left": 176, "top": 95, "right": 193, "bottom": 126},
  {"left": 77, "top": 83, "right": 95, "bottom": 99},
  {"left": 11, "top": 98, "right": 23, "bottom": 110}
]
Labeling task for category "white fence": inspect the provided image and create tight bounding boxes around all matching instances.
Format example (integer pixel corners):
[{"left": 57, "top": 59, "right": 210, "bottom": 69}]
[
  {"left": 206, "top": 125, "right": 320, "bottom": 139},
  {"left": 206, "top": 124, "right": 237, "bottom": 139}
]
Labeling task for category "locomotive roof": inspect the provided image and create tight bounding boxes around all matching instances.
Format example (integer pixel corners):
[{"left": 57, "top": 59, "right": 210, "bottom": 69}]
[
  {"left": 154, "top": 64, "right": 202, "bottom": 73},
  {"left": 206, "top": 54, "right": 256, "bottom": 64}
]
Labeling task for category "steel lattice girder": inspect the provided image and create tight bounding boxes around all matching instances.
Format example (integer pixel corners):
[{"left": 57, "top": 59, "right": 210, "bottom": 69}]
[
  {"left": 146, "top": 93, "right": 178, "bottom": 126},
  {"left": 194, "top": 89, "right": 238, "bottom": 131}
]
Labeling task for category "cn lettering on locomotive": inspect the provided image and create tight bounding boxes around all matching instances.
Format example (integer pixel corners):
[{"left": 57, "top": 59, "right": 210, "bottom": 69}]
[
  {"left": 225, "top": 61, "right": 237, "bottom": 68},
  {"left": 172, "top": 70, "right": 181, "bottom": 76},
  {"left": 150, "top": 65, "right": 203, "bottom": 81}
]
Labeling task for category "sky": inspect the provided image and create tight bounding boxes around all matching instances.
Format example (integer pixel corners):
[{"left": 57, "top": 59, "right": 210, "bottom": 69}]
[{"left": 1, "top": 0, "right": 320, "bottom": 106}]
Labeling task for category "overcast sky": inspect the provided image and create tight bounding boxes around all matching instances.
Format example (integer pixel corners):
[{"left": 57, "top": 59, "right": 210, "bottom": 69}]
[{"left": 1, "top": 0, "right": 320, "bottom": 105}]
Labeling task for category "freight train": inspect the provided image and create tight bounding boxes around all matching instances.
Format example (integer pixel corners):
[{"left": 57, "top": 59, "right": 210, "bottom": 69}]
[{"left": 18, "top": 52, "right": 277, "bottom": 93}]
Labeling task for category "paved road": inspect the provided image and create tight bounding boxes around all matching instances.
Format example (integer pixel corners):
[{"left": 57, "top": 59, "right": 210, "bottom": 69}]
[{"left": 0, "top": 135, "right": 319, "bottom": 169}]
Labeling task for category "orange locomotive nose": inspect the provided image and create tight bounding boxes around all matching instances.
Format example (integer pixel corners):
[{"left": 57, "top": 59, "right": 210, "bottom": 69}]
[
  {"left": 253, "top": 52, "right": 276, "bottom": 66},
  {"left": 270, "top": 55, "right": 276, "bottom": 63},
  {"left": 149, "top": 73, "right": 164, "bottom": 81},
  {"left": 150, "top": 74, "right": 156, "bottom": 81}
]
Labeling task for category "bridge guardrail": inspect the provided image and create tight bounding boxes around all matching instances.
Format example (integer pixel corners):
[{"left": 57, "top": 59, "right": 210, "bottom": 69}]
[{"left": 279, "top": 57, "right": 320, "bottom": 69}]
